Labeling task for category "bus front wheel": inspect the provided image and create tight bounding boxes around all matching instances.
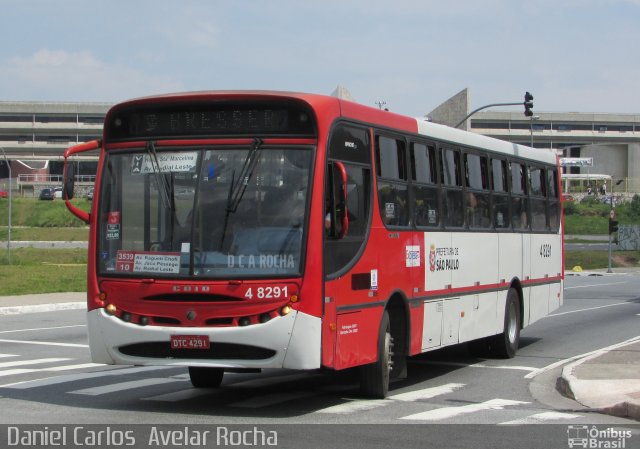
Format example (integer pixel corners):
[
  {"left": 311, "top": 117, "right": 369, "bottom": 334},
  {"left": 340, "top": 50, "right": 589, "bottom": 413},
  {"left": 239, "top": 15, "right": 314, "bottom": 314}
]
[
  {"left": 359, "top": 311, "right": 393, "bottom": 398},
  {"left": 188, "top": 367, "right": 224, "bottom": 388}
]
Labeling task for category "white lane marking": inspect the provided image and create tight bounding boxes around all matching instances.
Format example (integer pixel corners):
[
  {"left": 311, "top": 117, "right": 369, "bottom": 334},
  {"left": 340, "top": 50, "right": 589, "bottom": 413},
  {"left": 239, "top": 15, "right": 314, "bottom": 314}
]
[
  {"left": 69, "top": 378, "right": 182, "bottom": 396},
  {"left": 0, "top": 325, "right": 86, "bottom": 334},
  {"left": 0, "top": 338, "right": 88, "bottom": 348},
  {"left": 388, "top": 383, "right": 466, "bottom": 402},
  {"left": 400, "top": 398, "right": 529, "bottom": 421},
  {"left": 564, "top": 281, "right": 627, "bottom": 289},
  {"left": 0, "top": 354, "right": 18, "bottom": 358},
  {"left": 499, "top": 411, "right": 582, "bottom": 425},
  {"left": 230, "top": 391, "right": 316, "bottom": 408},
  {"left": 315, "top": 399, "right": 388, "bottom": 414},
  {"left": 413, "top": 360, "right": 536, "bottom": 373},
  {"left": 525, "top": 335, "right": 640, "bottom": 379},
  {"left": 544, "top": 302, "right": 632, "bottom": 318},
  {"left": 0, "top": 358, "right": 71, "bottom": 369},
  {"left": 0, "top": 366, "right": 172, "bottom": 389}
]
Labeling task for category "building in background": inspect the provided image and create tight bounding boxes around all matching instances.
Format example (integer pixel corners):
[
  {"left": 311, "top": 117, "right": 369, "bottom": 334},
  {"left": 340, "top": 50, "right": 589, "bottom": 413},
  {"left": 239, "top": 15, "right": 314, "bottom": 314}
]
[{"left": 1, "top": 90, "right": 640, "bottom": 193}]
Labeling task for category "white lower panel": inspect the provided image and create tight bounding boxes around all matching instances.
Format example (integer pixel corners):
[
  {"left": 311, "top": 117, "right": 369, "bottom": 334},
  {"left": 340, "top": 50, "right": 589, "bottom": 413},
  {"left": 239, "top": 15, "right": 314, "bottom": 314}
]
[{"left": 87, "top": 308, "right": 321, "bottom": 370}]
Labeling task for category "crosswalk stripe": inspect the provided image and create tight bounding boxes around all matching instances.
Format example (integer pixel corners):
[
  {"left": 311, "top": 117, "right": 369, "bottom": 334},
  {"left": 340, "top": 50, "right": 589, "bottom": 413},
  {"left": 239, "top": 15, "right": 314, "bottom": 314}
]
[
  {"left": 315, "top": 399, "right": 388, "bottom": 414},
  {"left": 0, "top": 354, "right": 18, "bottom": 358},
  {"left": 499, "top": 411, "right": 582, "bottom": 425},
  {"left": 0, "top": 366, "right": 174, "bottom": 389},
  {"left": 0, "top": 338, "right": 88, "bottom": 348},
  {"left": 230, "top": 391, "right": 316, "bottom": 408},
  {"left": 0, "top": 358, "right": 71, "bottom": 369},
  {"left": 388, "top": 383, "right": 465, "bottom": 402},
  {"left": 400, "top": 398, "right": 530, "bottom": 421},
  {"left": 69, "top": 378, "right": 183, "bottom": 396},
  {"left": 0, "top": 363, "right": 103, "bottom": 378},
  {"left": 413, "top": 360, "right": 536, "bottom": 373}
]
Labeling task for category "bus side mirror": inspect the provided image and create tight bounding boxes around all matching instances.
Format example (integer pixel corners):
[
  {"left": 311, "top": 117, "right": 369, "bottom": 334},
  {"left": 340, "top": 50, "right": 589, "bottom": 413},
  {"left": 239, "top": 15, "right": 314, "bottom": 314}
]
[
  {"left": 63, "top": 139, "right": 101, "bottom": 224},
  {"left": 334, "top": 161, "right": 349, "bottom": 239},
  {"left": 63, "top": 162, "right": 75, "bottom": 200}
]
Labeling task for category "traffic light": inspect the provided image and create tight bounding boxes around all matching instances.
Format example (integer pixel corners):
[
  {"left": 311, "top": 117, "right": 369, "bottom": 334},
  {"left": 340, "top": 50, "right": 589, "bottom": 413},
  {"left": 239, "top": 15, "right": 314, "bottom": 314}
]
[
  {"left": 609, "top": 218, "right": 619, "bottom": 234},
  {"left": 524, "top": 92, "right": 534, "bottom": 117}
]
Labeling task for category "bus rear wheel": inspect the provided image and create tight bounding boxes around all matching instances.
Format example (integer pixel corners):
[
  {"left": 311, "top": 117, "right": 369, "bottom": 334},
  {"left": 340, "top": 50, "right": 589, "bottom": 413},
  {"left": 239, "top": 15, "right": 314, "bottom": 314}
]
[
  {"left": 491, "top": 288, "right": 521, "bottom": 359},
  {"left": 359, "top": 311, "right": 393, "bottom": 398},
  {"left": 188, "top": 367, "right": 224, "bottom": 388}
]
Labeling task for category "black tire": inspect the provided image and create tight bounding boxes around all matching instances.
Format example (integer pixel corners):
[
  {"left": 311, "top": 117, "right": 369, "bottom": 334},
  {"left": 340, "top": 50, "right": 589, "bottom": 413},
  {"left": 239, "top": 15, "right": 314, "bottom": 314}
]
[
  {"left": 359, "top": 311, "right": 393, "bottom": 398},
  {"left": 491, "top": 288, "right": 521, "bottom": 359},
  {"left": 188, "top": 367, "right": 224, "bottom": 388}
]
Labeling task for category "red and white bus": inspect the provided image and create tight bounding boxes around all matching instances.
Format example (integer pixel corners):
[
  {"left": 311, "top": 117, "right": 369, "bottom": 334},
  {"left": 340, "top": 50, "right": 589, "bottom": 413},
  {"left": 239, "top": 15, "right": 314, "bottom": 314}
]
[{"left": 63, "top": 91, "right": 563, "bottom": 398}]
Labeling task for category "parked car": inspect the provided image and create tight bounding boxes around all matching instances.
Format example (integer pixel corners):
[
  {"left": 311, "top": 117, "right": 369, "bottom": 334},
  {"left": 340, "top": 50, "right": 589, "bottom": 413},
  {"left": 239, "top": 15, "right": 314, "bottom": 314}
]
[
  {"left": 86, "top": 187, "right": 94, "bottom": 200},
  {"left": 0, "top": 190, "right": 7, "bottom": 199},
  {"left": 561, "top": 193, "right": 574, "bottom": 202},
  {"left": 39, "top": 188, "right": 55, "bottom": 200}
]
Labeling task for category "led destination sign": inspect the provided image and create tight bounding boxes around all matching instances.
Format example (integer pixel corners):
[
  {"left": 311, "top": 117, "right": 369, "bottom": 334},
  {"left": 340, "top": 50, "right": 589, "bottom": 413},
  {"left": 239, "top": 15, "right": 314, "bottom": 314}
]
[{"left": 107, "top": 102, "right": 315, "bottom": 141}]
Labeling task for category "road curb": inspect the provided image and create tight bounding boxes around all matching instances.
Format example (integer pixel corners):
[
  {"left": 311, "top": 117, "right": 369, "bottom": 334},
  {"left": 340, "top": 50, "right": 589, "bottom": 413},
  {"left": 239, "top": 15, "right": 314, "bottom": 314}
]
[
  {"left": 558, "top": 336, "right": 640, "bottom": 421},
  {"left": 0, "top": 302, "right": 85, "bottom": 316}
]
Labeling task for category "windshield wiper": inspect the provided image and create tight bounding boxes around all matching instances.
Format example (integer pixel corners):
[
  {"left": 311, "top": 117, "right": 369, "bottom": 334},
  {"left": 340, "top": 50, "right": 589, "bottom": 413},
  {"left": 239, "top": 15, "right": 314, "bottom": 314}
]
[
  {"left": 146, "top": 141, "right": 174, "bottom": 211},
  {"left": 226, "top": 137, "right": 263, "bottom": 213},
  {"left": 219, "top": 138, "right": 263, "bottom": 250}
]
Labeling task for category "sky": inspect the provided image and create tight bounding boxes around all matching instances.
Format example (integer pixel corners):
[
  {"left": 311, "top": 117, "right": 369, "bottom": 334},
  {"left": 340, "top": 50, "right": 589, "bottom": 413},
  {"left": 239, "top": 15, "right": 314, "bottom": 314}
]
[{"left": 0, "top": 0, "right": 639, "bottom": 118}]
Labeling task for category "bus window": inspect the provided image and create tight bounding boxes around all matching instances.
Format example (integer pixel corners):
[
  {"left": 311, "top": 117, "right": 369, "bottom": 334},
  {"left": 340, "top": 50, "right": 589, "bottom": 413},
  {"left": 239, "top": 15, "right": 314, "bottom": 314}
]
[
  {"left": 491, "top": 158, "right": 510, "bottom": 229},
  {"left": 324, "top": 124, "right": 372, "bottom": 277},
  {"left": 440, "top": 147, "right": 464, "bottom": 228},
  {"left": 510, "top": 161, "right": 529, "bottom": 230},
  {"left": 410, "top": 142, "right": 439, "bottom": 227},
  {"left": 465, "top": 153, "right": 491, "bottom": 229},
  {"left": 375, "top": 136, "right": 409, "bottom": 227},
  {"left": 547, "top": 168, "right": 560, "bottom": 230},
  {"left": 529, "top": 166, "right": 547, "bottom": 231}
]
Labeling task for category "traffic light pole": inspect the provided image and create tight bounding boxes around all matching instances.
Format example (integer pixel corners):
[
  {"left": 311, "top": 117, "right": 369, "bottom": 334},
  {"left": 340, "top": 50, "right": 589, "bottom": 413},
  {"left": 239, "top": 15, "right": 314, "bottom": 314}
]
[
  {"left": 454, "top": 102, "right": 524, "bottom": 129},
  {"left": 455, "top": 92, "right": 534, "bottom": 129}
]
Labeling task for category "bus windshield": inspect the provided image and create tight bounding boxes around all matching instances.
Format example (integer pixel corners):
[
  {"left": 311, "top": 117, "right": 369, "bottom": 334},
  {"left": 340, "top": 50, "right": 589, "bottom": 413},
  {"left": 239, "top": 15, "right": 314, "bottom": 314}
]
[{"left": 98, "top": 145, "right": 312, "bottom": 278}]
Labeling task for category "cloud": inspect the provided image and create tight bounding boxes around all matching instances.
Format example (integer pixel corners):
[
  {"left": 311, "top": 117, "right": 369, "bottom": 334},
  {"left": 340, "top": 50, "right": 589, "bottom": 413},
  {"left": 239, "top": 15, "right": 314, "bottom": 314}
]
[{"left": 0, "top": 49, "right": 184, "bottom": 102}]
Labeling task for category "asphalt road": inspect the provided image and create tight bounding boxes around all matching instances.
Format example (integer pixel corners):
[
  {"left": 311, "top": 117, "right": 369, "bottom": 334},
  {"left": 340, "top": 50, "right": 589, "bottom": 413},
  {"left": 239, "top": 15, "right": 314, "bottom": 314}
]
[{"left": 0, "top": 275, "right": 639, "bottom": 448}]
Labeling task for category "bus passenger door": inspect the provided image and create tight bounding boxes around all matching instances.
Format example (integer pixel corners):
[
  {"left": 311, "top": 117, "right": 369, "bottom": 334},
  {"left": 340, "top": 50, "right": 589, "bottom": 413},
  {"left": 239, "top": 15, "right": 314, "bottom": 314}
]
[{"left": 322, "top": 124, "right": 373, "bottom": 370}]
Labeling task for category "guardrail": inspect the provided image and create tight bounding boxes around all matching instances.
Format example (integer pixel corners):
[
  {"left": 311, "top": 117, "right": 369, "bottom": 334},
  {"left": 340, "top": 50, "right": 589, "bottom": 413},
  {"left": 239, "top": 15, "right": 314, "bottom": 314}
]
[{"left": 17, "top": 174, "right": 95, "bottom": 184}]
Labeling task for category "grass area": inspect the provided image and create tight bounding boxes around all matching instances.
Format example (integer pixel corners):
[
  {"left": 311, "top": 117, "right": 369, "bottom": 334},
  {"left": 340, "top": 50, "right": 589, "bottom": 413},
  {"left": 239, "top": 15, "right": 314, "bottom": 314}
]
[
  {"left": 563, "top": 215, "right": 607, "bottom": 235},
  {"left": 0, "top": 198, "right": 91, "bottom": 227},
  {"left": 0, "top": 226, "right": 88, "bottom": 241},
  {"left": 564, "top": 250, "right": 640, "bottom": 271},
  {"left": 0, "top": 248, "right": 87, "bottom": 295}
]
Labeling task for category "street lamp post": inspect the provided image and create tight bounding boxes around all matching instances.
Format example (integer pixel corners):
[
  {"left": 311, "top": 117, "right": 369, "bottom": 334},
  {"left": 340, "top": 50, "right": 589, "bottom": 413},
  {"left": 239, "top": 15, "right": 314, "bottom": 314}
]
[
  {"left": 530, "top": 115, "right": 540, "bottom": 148},
  {"left": 1, "top": 147, "right": 11, "bottom": 264},
  {"left": 607, "top": 179, "right": 624, "bottom": 273}
]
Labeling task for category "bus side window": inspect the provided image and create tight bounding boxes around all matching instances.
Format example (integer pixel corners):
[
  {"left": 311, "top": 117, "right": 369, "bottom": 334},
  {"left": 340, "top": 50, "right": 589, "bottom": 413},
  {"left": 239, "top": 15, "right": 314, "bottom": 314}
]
[
  {"left": 510, "top": 161, "right": 528, "bottom": 230},
  {"left": 375, "top": 135, "right": 409, "bottom": 227},
  {"left": 440, "top": 147, "right": 464, "bottom": 228},
  {"left": 491, "top": 158, "right": 510, "bottom": 229},
  {"left": 410, "top": 142, "right": 439, "bottom": 227}
]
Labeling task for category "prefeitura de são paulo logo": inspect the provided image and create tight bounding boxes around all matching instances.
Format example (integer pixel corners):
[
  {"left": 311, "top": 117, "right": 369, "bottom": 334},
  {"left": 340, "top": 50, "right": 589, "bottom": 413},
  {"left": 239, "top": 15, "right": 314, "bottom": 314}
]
[{"left": 429, "top": 244, "right": 436, "bottom": 272}]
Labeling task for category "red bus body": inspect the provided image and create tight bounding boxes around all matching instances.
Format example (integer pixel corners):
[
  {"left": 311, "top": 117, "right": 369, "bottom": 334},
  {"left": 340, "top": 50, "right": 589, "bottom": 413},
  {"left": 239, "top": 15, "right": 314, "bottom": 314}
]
[{"left": 64, "top": 91, "right": 563, "bottom": 397}]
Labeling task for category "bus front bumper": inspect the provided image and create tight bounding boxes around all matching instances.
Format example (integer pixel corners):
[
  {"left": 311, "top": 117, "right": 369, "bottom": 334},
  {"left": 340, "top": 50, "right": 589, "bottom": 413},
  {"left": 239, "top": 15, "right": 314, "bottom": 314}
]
[{"left": 87, "top": 308, "right": 321, "bottom": 370}]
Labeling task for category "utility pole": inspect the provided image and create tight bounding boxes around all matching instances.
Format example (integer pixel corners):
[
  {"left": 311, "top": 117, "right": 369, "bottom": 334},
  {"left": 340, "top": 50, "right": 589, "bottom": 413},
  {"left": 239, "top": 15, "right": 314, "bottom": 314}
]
[
  {"left": 1, "top": 147, "right": 11, "bottom": 264},
  {"left": 607, "top": 179, "right": 624, "bottom": 273}
]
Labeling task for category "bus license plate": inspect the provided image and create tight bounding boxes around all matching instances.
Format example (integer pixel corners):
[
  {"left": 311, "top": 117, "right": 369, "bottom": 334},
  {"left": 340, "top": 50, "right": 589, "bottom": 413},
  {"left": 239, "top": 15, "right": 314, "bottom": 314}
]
[{"left": 170, "top": 335, "right": 210, "bottom": 350}]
